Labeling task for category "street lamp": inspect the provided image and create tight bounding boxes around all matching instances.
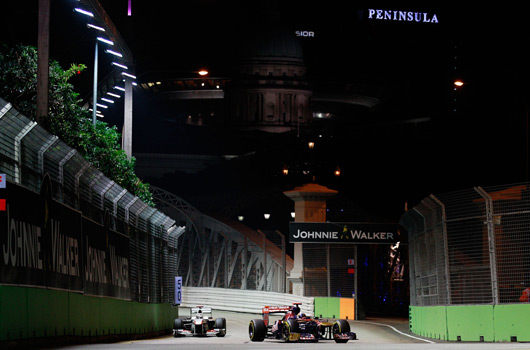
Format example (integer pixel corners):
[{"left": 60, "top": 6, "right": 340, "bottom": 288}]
[
  {"left": 77, "top": 7, "right": 116, "bottom": 125},
  {"left": 72, "top": 1, "right": 136, "bottom": 159},
  {"left": 90, "top": 37, "right": 115, "bottom": 124}
]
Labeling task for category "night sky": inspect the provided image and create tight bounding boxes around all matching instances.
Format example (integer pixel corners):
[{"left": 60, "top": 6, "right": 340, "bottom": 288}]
[{"left": 1, "top": 1, "right": 530, "bottom": 223}]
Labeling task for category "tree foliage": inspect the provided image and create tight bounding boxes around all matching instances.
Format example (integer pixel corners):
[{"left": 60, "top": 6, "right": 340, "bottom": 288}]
[{"left": 0, "top": 43, "right": 154, "bottom": 206}]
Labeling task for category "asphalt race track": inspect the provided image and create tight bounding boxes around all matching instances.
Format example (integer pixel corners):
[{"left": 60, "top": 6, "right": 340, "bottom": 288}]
[{"left": 54, "top": 308, "right": 530, "bottom": 350}]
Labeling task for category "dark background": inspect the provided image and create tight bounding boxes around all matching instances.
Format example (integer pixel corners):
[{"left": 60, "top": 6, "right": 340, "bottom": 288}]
[
  {"left": 2, "top": 0, "right": 529, "bottom": 318},
  {"left": 1, "top": 1, "right": 530, "bottom": 222}
]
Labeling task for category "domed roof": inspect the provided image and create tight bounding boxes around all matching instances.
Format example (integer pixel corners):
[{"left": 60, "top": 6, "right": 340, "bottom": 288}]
[{"left": 238, "top": 26, "right": 304, "bottom": 60}]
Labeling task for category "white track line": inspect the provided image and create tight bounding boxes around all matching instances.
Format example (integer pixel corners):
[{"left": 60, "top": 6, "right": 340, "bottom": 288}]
[{"left": 360, "top": 321, "right": 436, "bottom": 343}]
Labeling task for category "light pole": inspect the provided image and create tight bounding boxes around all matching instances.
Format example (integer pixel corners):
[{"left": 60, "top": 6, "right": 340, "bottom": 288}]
[
  {"left": 92, "top": 40, "right": 98, "bottom": 124},
  {"left": 92, "top": 37, "right": 119, "bottom": 124},
  {"left": 36, "top": 0, "right": 50, "bottom": 125},
  {"left": 75, "top": 8, "right": 117, "bottom": 125},
  {"left": 73, "top": 1, "right": 136, "bottom": 159}
]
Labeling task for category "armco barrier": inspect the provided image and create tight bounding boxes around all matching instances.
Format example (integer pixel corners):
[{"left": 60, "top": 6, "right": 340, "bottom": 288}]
[{"left": 181, "top": 287, "right": 314, "bottom": 315}]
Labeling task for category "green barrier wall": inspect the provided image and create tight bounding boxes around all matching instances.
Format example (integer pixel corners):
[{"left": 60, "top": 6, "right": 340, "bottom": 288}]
[
  {"left": 0, "top": 286, "right": 178, "bottom": 342},
  {"left": 314, "top": 297, "right": 355, "bottom": 319},
  {"left": 410, "top": 304, "right": 530, "bottom": 342}
]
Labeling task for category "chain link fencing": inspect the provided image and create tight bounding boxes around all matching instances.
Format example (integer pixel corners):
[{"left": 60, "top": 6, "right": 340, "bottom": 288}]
[
  {"left": 0, "top": 97, "right": 181, "bottom": 304},
  {"left": 401, "top": 184, "right": 530, "bottom": 306}
]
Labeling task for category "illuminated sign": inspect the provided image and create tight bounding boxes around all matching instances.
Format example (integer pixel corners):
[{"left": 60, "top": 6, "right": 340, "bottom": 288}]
[
  {"left": 295, "top": 31, "right": 315, "bottom": 38},
  {"left": 0, "top": 174, "right": 5, "bottom": 188},
  {"left": 367, "top": 9, "right": 439, "bottom": 23},
  {"left": 289, "top": 222, "right": 406, "bottom": 244}
]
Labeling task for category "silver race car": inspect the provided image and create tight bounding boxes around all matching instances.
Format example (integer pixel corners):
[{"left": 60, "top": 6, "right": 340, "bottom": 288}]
[{"left": 173, "top": 306, "right": 227, "bottom": 337}]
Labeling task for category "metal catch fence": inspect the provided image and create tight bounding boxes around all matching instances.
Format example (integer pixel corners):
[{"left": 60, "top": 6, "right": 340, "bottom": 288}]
[
  {"left": 401, "top": 184, "right": 530, "bottom": 306},
  {"left": 0, "top": 97, "right": 181, "bottom": 304},
  {"left": 302, "top": 244, "right": 356, "bottom": 298}
]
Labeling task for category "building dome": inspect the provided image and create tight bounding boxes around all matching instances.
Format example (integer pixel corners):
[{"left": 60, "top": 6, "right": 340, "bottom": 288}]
[{"left": 226, "top": 23, "right": 312, "bottom": 133}]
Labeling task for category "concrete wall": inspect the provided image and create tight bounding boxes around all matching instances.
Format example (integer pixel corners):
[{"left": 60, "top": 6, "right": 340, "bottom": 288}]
[
  {"left": 0, "top": 286, "right": 178, "bottom": 342},
  {"left": 180, "top": 287, "right": 358, "bottom": 321},
  {"left": 410, "top": 304, "right": 530, "bottom": 342},
  {"left": 180, "top": 286, "right": 314, "bottom": 315}
]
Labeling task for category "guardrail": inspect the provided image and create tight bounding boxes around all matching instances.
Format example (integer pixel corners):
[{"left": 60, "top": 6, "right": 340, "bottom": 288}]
[{"left": 181, "top": 287, "right": 314, "bottom": 315}]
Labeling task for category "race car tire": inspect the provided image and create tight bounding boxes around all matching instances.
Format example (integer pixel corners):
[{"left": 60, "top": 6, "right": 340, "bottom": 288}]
[
  {"left": 282, "top": 319, "right": 300, "bottom": 342},
  {"left": 332, "top": 319, "right": 350, "bottom": 343},
  {"left": 249, "top": 319, "right": 266, "bottom": 342},
  {"left": 215, "top": 318, "right": 227, "bottom": 337},
  {"left": 173, "top": 318, "right": 184, "bottom": 337}
]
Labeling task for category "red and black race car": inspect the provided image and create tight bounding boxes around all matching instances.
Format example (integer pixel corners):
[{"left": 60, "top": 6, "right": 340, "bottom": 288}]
[{"left": 248, "top": 303, "right": 356, "bottom": 343}]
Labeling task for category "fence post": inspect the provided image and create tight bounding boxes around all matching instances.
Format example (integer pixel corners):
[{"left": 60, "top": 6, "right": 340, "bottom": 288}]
[
  {"left": 474, "top": 186, "right": 499, "bottom": 305},
  {"left": 430, "top": 195, "right": 452, "bottom": 305}
]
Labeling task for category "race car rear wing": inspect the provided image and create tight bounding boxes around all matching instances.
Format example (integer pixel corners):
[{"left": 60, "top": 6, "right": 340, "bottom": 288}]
[
  {"left": 191, "top": 306, "right": 212, "bottom": 318},
  {"left": 261, "top": 303, "right": 302, "bottom": 326}
]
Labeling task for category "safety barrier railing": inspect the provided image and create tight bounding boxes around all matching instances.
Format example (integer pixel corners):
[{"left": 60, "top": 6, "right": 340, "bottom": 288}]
[
  {"left": 401, "top": 183, "right": 530, "bottom": 305},
  {"left": 0, "top": 96, "right": 182, "bottom": 304}
]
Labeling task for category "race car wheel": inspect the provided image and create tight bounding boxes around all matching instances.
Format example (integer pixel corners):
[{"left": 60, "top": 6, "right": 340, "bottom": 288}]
[
  {"left": 332, "top": 319, "right": 351, "bottom": 343},
  {"left": 215, "top": 318, "right": 227, "bottom": 337},
  {"left": 282, "top": 319, "right": 300, "bottom": 342},
  {"left": 249, "top": 319, "right": 266, "bottom": 342},
  {"left": 173, "top": 318, "right": 184, "bottom": 337}
]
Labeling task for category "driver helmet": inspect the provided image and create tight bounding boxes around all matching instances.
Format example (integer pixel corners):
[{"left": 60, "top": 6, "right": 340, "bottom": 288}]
[{"left": 292, "top": 305, "right": 300, "bottom": 315}]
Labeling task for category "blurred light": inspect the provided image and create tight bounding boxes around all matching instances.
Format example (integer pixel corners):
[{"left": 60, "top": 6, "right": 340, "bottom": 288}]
[
  {"left": 113, "top": 86, "right": 125, "bottom": 91},
  {"left": 198, "top": 70, "right": 209, "bottom": 76},
  {"left": 121, "top": 72, "right": 136, "bottom": 79},
  {"left": 107, "top": 92, "right": 121, "bottom": 98},
  {"left": 88, "top": 109, "right": 104, "bottom": 117},
  {"left": 87, "top": 23, "right": 105, "bottom": 31},
  {"left": 111, "top": 62, "right": 128, "bottom": 69},
  {"left": 334, "top": 166, "right": 341, "bottom": 176},
  {"left": 308, "top": 141, "right": 315, "bottom": 149},
  {"left": 282, "top": 165, "right": 288, "bottom": 175},
  {"left": 264, "top": 213, "right": 270, "bottom": 220},
  {"left": 454, "top": 80, "right": 464, "bottom": 87},
  {"left": 105, "top": 49, "right": 122, "bottom": 57},
  {"left": 101, "top": 98, "right": 114, "bottom": 104},
  {"left": 238, "top": 215, "right": 244, "bottom": 221},
  {"left": 96, "top": 103, "right": 108, "bottom": 109},
  {"left": 97, "top": 37, "right": 113, "bottom": 45},
  {"left": 291, "top": 212, "right": 295, "bottom": 219},
  {"left": 74, "top": 8, "right": 94, "bottom": 17}
]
